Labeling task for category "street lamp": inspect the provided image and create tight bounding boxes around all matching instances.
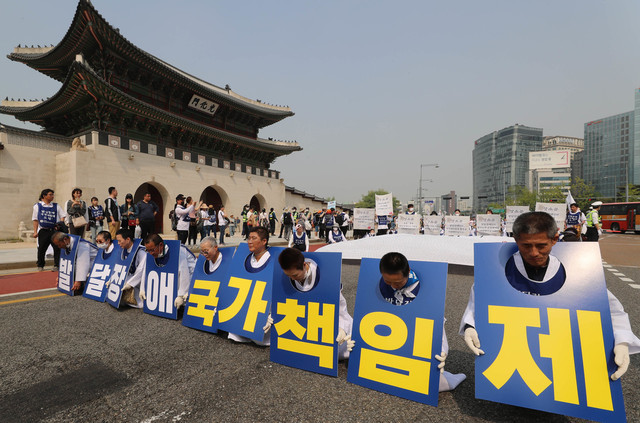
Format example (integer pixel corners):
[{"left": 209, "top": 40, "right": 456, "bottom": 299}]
[
  {"left": 604, "top": 175, "right": 617, "bottom": 201},
  {"left": 418, "top": 163, "right": 439, "bottom": 215},
  {"left": 604, "top": 162, "right": 629, "bottom": 202}
]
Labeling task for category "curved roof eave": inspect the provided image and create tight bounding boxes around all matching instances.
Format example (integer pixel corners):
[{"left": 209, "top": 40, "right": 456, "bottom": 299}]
[
  {"left": 7, "top": 0, "right": 294, "bottom": 121},
  {"left": 0, "top": 60, "right": 301, "bottom": 155}
]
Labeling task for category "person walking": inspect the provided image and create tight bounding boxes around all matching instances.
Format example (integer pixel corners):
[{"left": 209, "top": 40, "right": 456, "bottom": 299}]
[
  {"left": 104, "top": 187, "right": 120, "bottom": 239},
  {"left": 66, "top": 188, "right": 88, "bottom": 238},
  {"left": 218, "top": 205, "right": 228, "bottom": 245},
  {"left": 32, "top": 188, "right": 66, "bottom": 271}
]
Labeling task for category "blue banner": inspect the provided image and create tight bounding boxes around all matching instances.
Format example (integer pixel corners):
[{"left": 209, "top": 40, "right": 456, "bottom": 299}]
[
  {"left": 216, "top": 243, "right": 283, "bottom": 341},
  {"left": 58, "top": 234, "right": 81, "bottom": 296},
  {"left": 83, "top": 244, "right": 121, "bottom": 302},
  {"left": 347, "top": 258, "right": 448, "bottom": 406},
  {"left": 183, "top": 247, "right": 235, "bottom": 333},
  {"left": 143, "top": 240, "right": 180, "bottom": 320},
  {"left": 106, "top": 239, "right": 142, "bottom": 309},
  {"left": 270, "top": 252, "right": 342, "bottom": 377},
  {"left": 474, "top": 242, "right": 625, "bottom": 422}
]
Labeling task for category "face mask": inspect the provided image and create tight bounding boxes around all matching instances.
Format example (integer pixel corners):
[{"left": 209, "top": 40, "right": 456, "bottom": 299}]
[
  {"left": 97, "top": 242, "right": 109, "bottom": 249},
  {"left": 408, "top": 208, "right": 414, "bottom": 212}
]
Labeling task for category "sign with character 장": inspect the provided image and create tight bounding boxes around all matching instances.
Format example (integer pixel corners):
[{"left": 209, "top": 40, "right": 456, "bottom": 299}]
[
  {"left": 183, "top": 247, "right": 235, "bottom": 333},
  {"left": 270, "top": 252, "right": 342, "bottom": 377},
  {"left": 84, "top": 244, "right": 121, "bottom": 302},
  {"left": 106, "top": 239, "right": 142, "bottom": 309},
  {"left": 215, "top": 243, "right": 284, "bottom": 341},
  {"left": 473, "top": 242, "right": 625, "bottom": 422},
  {"left": 347, "top": 258, "right": 448, "bottom": 406}
]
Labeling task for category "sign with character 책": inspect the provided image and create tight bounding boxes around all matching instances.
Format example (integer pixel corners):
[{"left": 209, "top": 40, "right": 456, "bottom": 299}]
[
  {"left": 474, "top": 242, "right": 626, "bottom": 422},
  {"left": 347, "top": 258, "right": 448, "bottom": 406},
  {"left": 183, "top": 247, "right": 235, "bottom": 334},
  {"left": 270, "top": 252, "right": 342, "bottom": 377},
  {"left": 58, "top": 234, "right": 81, "bottom": 296},
  {"left": 106, "top": 239, "right": 143, "bottom": 309},
  {"left": 143, "top": 240, "right": 181, "bottom": 320},
  {"left": 83, "top": 243, "right": 121, "bottom": 302},
  {"left": 215, "top": 243, "right": 284, "bottom": 341}
]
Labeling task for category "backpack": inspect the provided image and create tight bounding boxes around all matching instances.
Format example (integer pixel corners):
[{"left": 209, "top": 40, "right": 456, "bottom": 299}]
[
  {"left": 335, "top": 213, "right": 344, "bottom": 226},
  {"left": 169, "top": 208, "right": 177, "bottom": 231},
  {"left": 283, "top": 212, "right": 293, "bottom": 225}
]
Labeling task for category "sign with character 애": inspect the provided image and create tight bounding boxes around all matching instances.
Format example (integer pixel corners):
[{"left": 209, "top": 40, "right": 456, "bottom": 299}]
[
  {"left": 473, "top": 242, "right": 626, "bottom": 422},
  {"left": 143, "top": 240, "right": 181, "bottom": 320},
  {"left": 347, "top": 258, "right": 448, "bottom": 406}
]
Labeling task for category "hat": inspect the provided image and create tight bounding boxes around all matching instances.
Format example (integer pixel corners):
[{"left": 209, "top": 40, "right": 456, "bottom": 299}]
[
  {"left": 591, "top": 201, "right": 603, "bottom": 207},
  {"left": 200, "top": 203, "right": 208, "bottom": 209},
  {"left": 333, "top": 224, "right": 339, "bottom": 229},
  {"left": 176, "top": 194, "right": 185, "bottom": 201}
]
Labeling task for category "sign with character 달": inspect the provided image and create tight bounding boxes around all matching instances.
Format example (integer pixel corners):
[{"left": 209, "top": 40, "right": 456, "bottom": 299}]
[
  {"left": 83, "top": 243, "right": 121, "bottom": 302},
  {"left": 347, "top": 258, "right": 448, "bottom": 406},
  {"left": 474, "top": 242, "right": 626, "bottom": 422}
]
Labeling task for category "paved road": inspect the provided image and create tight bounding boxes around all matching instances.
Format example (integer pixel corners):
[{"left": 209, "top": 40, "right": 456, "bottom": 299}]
[{"left": 0, "top": 237, "right": 638, "bottom": 422}]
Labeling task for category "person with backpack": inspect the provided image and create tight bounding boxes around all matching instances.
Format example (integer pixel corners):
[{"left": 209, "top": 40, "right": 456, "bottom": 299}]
[
  {"left": 282, "top": 208, "right": 294, "bottom": 241},
  {"left": 269, "top": 208, "right": 278, "bottom": 235}
]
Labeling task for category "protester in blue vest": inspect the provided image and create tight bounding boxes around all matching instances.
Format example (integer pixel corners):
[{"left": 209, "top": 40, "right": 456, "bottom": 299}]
[
  {"left": 323, "top": 210, "right": 335, "bottom": 242},
  {"left": 88, "top": 196, "right": 105, "bottom": 243},
  {"left": 328, "top": 225, "right": 344, "bottom": 244},
  {"left": 111, "top": 228, "right": 147, "bottom": 308},
  {"left": 140, "top": 233, "right": 196, "bottom": 309},
  {"left": 288, "top": 223, "right": 309, "bottom": 252},
  {"left": 52, "top": 231, "right": 97, "bottom": 294},
  {"left": 32, "top": 188, "right": 67, "bottom": 271},
  {"left": 228, "top": 226, "right": 273, "bottom": 346},
  {"left": 460, "top": 211, "right": 640, "bottom": 380},
  {"left": 278, "top": 247, "right": 354, "bottom": 359},
  {"left": 565, "top": 202, "right": 586, "bottom": 239}
]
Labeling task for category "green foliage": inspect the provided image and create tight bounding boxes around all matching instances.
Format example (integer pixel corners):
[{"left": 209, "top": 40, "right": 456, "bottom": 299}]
[
  {"left": 355, "top": 190, "right": 401, "bottom": 212},
  {"left": 570, "top": 177, "right": 599, "bottom": 210}
]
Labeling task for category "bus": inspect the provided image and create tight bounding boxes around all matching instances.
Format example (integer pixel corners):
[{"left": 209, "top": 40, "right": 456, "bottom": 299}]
[{"left": 599, "top": 202, "right": 640, "bottom": 234}]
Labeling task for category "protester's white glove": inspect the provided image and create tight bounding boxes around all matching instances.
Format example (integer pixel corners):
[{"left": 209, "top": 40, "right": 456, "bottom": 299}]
[
  {"left": 435, "top": 351, "right": 447, "bottom": 373},
  {"left": 139, "top": 290, "right": 146, "bottom": 301},
  {"left": 105, "top": 280, "right": 111, "bottom": 288},
  {"left": 611, "top": 343, "right": 630, "bottom": 381},
  {"left": 336, "top": 328, "right": 355, "bottom": 352},
  {"left": 182, "top": 293, "right": 189, "bottom": 303},
  {"left": 464, "top": 327, "right": 485, "bottom": 356},
  {"left": 174, "top": 295, "right": 185, "bottom": 308},
  {"left": 123, "top": 282, "right": 132, "bottom": 291},
  {"left": 263, "top": 314, "right": 273, "bottom": 332}
]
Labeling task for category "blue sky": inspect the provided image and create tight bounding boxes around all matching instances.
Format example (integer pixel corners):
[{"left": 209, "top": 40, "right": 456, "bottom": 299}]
[{"left": 2, "top": 0, "right": 640, "bottom": 204}]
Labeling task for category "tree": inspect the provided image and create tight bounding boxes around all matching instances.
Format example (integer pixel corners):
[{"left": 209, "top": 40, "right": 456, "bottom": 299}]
[
  {"left": 570, "top": 177, "right": 599, "bottom": 210},
  {"left": 355, "top": 190, "right": 401, "bottom": 212}
]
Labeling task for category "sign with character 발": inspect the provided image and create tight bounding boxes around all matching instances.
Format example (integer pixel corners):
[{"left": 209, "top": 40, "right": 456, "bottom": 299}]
[
  {"left": 270, "top": 252, "right": 342, "bottom": 377},
  {"left": 143, "top": 240, "right": 181, "bottom": 320},
  {"left": 83, "top": 244, "right": 121, "bottom": 302},
  {"left": 58, "top": 234, "right": 82, "bottom": 296},
  {"left": 215, "top": 243, "right": 284, "bottom": 341},
  {"left": 106, "top": 239, "right": 142, "bottom": 309},
  {"left": 347, "top": 258, "right": 448, "bottom": 406},
  {"left": 183, "top": 247, "right": 235, "bottom": 334},
  {"left": 473, "top": 242, "right": 626, "bottom": 422}
]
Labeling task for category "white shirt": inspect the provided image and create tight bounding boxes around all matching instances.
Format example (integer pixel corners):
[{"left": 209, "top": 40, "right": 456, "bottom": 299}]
[
  {"left": 32, "top": 201, "right": 67, "bottom": 232},
  {"left": 66, "top": 237, "right": 97, "bottom": 282},
  {"left": 206, "top": 252, "right": 223, "bottom": 273},
  {"left": 140, "top": 243, "right": 196, "bottom": 297},
  {"left": 175, "top": 204, "right": 194, "bottom": 231},
  {"left": 218, "top": 209, "right": 226, "bottom": 226}
]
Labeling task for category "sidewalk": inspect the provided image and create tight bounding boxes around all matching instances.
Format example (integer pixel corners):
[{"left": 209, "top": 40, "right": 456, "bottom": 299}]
[{"left": 0, "top": 231, "right": 327, "bottom": 273}]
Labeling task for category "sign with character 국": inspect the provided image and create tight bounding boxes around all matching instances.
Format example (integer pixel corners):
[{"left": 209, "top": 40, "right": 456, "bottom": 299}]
[
  {"left": 474, "top": 242, "right": 626, "bottom": 422},
  {"left": 183, "top": 247, "right": 235, "bottom": 334},
  {"left": 83, "top": 243, "right": 121, "bottom": 302},
  {"left": 106, "top": 239, "right": 143, "bottom": 309},
  {"left": 347, "top": 258, "right": 448, "bottom": 406},
  {"left": 143, "top": 240, "right": 181, "bottom": 320},
  {"left": 270, "top": 252, "right": 342, "bottom": 377},
  {"left": 216, "top": 243, "right": 284, "bottom": 341}
]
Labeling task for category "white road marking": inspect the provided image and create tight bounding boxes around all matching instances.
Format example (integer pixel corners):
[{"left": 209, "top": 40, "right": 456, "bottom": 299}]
[{"left": 629, "top": 284, "right": 640, "bottom": 289}]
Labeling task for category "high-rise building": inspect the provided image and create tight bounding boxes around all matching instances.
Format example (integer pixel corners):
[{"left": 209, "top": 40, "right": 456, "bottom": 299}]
[
  {"left": 583, "top": 110, "right": 634, "bottom": 198},
  {"left": 472, "top": 124, "right": 543, "bottom": 211}
]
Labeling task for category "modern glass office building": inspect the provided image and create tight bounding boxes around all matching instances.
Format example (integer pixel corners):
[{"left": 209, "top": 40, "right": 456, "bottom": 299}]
[
  {"left": 583, "top": 108, "right": 634, "bottom": 199},
  {"left": 473, "top": 124, "right": 543, "bottom": 211}
]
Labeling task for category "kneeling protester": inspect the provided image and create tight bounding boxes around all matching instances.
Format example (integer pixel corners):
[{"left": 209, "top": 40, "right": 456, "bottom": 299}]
[
  {"left": 183, "top": 236, "right": 234, "bottom": 333},
  {"left": 347, "top": 253, "right": 455, "bottom": 406},
  {"left": 106, "top": 229, "right": 146, "bottom": 309},
  {"left": 140, "top": 234, "right": 196, "bottom": 319},
  {"left": 84, "top": 231, "right": 119, "bottom": 302},
  {"left": 54, "top": 232, "right": 97, "bottom": 296},
  {"left": 271, "top": 248, "right": 353, "bottom": 377}
]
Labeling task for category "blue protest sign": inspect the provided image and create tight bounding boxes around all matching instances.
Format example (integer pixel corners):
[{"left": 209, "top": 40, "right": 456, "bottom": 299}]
[
  {"left": 183, "top": 246, "right": 235, "bottom": 333},
  {"left": 58, "top": 234, "right": 81, "bottom": 296},
  {"left": 474, "top": 242, "right": 625, "bottom": 422},
  {"left": 216, "top": 243, "right": 283, "bottom": 342},
  {"left": 83, "top": 244, "right": 121, "bottom": 302},
  {"left": 270, "top": 252, "right": 342, "bottom": 377},
  {"left": 347, "top": 258, "right": 448, "bottom": 406},
  {"left": 143, "top": 240, "right": 180, "bottom": 320},
  {"left": 106, "top": 239, "right": 142, "bottom": 309}
]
